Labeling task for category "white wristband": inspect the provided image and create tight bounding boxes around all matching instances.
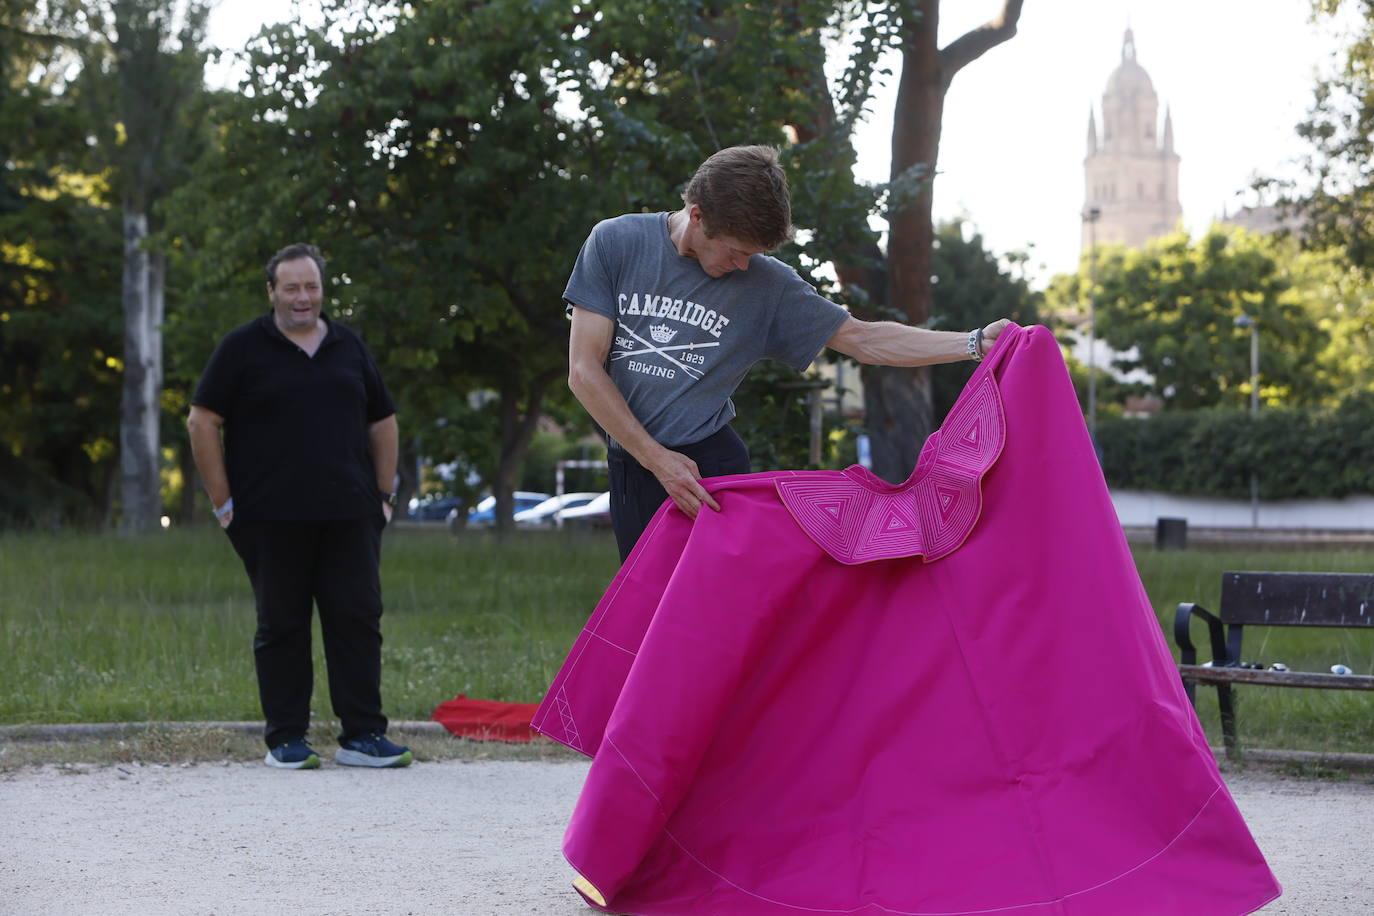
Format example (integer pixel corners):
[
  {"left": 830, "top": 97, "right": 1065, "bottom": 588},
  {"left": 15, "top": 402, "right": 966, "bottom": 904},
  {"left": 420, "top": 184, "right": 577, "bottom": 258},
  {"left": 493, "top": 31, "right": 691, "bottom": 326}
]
[{"left": 213, "top": 497, "right": 234, "bottom": 519}]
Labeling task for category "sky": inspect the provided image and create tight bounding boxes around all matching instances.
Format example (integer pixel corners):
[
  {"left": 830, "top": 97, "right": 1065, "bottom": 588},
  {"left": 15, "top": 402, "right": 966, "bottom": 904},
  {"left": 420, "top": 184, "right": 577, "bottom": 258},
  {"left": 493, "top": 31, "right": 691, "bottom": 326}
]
[
  {"left": 206, "top": 0, "right": 1352, "bottom": 285},
  {"left": 853, "top": 1, "right": 1351, "bottom": 282}
]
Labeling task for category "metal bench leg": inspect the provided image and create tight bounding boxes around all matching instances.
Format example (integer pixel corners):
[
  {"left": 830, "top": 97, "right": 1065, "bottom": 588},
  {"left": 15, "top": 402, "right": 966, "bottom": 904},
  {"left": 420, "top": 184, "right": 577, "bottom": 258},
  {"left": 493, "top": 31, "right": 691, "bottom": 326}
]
[{"left": 1217, "top": 683, "right": 1240, "bottom": 762}]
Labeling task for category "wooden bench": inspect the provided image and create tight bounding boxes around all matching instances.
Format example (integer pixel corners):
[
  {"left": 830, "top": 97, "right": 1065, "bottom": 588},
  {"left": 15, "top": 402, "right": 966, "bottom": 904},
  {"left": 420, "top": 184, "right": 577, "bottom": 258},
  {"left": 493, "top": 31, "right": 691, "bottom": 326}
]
[{"left": 1174, "top": 571, "right": 1374, "bottom": 760}]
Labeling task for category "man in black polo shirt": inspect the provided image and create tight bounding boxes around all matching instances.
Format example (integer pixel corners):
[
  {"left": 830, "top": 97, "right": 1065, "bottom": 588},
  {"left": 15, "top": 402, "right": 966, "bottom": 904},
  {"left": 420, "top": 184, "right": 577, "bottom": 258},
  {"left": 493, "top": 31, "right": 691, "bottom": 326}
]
[{"left": 187, "top": 242, "right": 411, "bottom": 770}]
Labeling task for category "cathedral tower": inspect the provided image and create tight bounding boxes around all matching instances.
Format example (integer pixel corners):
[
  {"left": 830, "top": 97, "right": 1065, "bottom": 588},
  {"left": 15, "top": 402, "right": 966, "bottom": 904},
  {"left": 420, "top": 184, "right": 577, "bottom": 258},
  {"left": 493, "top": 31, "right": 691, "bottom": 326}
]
[{"left": 1083, "top": 29, "right": 1182, "bottom": 251}]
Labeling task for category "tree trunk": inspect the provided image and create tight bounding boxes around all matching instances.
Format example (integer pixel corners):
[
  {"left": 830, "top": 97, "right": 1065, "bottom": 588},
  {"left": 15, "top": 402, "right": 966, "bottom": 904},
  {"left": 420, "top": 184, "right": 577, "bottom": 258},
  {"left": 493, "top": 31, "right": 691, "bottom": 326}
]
[
  {"left": 861, "top": 0, "right": 943, "bottom": 483},
  {"left": 860, "top": 0, "right": 1024, "bottom": 482},
  {"left": 103, "top": 459, "right": 119, "bottom": 529},
  {"left": 177, "top": 433, "right": 198, "bottom": 525},
  {"left": 858, "top": 364, "right": 933, "bottom": 482},
  {"left": 493, "top": 369, "right": 560, "bottom": 537},
  {"left": 397, "top": 438, "right": 421, "bottom": 519},
  {"left": 118, "top": 209, "right": 163, "bottom": 533}
]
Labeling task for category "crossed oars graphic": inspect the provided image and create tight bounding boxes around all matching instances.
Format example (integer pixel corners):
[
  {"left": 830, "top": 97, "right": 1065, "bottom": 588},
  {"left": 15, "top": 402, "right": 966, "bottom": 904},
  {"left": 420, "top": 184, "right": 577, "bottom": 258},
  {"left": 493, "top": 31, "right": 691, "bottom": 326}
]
[{"left": 611, "top": 320, "right": 720, "bottom": 380}]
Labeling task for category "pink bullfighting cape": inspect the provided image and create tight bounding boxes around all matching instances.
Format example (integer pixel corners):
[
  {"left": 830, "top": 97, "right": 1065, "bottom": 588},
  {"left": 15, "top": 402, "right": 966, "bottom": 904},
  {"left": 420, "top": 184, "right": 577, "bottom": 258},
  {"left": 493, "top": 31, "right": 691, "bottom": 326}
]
[{"left": 533, "top": 324, "right": 1280, "bottom": 915}]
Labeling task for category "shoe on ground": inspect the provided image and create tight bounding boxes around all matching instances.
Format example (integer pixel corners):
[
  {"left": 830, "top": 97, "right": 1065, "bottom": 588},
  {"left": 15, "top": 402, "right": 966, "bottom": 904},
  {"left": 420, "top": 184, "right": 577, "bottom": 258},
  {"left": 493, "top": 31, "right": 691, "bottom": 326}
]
[
  {"left": 264, "top": 737, "right": 321, "bottom": 770},
  {"left": 336, "top": 732, "right": 413, "bottom": 768}
]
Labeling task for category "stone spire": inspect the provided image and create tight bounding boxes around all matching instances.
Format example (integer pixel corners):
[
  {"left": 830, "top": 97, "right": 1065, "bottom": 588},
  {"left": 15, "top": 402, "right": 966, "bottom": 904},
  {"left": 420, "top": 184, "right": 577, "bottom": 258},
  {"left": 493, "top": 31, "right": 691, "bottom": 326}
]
[
  {"left": 1087, "top": 107, "right": 1098, "bottom": 155},
  {"left": 1162, "top": 105, "right": 1175, "bottom": 154}
]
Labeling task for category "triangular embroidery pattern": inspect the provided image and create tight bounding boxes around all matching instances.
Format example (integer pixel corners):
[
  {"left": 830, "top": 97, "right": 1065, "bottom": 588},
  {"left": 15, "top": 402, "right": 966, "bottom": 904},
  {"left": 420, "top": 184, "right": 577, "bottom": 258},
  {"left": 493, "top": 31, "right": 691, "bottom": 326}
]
[
  {"left": 942, "top": 377, "right": 1004, "bottom": 470},
  {"left": 775, "top": 477, "right": 871, "bottom": 561},
  {"left": 555, "top": 687, "right": 582, "bottom": 753},
  {"left": 852, "top": 496, "right": 924, "bottom": 561},
  {"left": 777, "top": 370, "right": 1006, "bottom": 564},
  {"left": 936, "top": 485, "right": 962, "bottom": 519},
  {"left": 919, "top": 466, "right": 980, "bottom": 559}
]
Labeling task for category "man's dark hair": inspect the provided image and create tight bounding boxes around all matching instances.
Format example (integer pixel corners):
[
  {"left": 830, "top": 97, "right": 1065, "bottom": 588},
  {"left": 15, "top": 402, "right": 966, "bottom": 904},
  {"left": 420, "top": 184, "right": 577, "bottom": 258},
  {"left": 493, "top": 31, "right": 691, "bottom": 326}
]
[
  {"left": 682, "top": 145, "right": 794, "bottom": 250},
  {"left": 266, "top": 242, "right": 327, "bottom": 288}
]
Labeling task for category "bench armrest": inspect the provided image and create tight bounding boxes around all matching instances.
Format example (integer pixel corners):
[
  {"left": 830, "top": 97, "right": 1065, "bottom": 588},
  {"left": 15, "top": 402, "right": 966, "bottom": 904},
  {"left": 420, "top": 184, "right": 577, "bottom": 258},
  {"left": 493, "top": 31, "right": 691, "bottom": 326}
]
[{"left": 1174, "top": 602, "right": 1231, "bottom": 667}]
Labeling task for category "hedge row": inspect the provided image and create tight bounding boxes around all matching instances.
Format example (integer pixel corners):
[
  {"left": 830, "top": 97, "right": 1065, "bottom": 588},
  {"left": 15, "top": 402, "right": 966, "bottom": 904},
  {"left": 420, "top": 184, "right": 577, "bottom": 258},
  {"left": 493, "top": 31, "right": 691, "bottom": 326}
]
[{"left": 1096, "top": 392, "right": 1374, "bottom": 500}]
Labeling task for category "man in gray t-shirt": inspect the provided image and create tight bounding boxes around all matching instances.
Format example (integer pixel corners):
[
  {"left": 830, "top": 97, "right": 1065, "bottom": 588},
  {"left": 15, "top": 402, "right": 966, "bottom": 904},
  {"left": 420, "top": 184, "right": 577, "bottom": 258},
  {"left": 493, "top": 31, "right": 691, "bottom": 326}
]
[
  {"left": 567, "top": 145, "right": 1008, "bottom": 560},
  {"left": 565, "top": 211, "right": 848, "bottom": 450}
]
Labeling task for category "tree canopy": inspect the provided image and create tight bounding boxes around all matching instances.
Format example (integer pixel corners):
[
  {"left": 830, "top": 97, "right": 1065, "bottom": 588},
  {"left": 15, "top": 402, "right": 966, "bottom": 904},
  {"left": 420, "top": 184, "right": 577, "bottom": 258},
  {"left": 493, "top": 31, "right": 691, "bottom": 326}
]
[
  {"left": 164, "top": 0, "right": 936, "bottom": 525},
  {"left": 1045, "top": 227, "right": 1332, "bottom": 411},
  {"left": 5, "top": 0, "right": 1045, "bottom": 526},
  {"left": 1271, "top": 0, "right": 1374, "bottom": 272},
  {"left": 1, "top": 1, "right": 122, "bottom": 524}
]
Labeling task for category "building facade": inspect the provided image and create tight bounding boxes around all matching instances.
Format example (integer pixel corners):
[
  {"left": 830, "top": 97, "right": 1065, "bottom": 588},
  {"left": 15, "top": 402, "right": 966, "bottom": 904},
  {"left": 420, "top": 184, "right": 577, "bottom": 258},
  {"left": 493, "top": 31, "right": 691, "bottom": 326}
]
[{"left": 1083, "top": 29, "right": 1182, "bottom": 252}]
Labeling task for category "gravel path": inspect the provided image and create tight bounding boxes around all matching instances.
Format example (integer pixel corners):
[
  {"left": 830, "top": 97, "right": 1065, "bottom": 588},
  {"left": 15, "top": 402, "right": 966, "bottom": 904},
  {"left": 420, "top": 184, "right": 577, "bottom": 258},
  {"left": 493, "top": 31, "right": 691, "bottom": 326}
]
[{"left": 1, "top": 760, "right": 1370, "bottom": 915}]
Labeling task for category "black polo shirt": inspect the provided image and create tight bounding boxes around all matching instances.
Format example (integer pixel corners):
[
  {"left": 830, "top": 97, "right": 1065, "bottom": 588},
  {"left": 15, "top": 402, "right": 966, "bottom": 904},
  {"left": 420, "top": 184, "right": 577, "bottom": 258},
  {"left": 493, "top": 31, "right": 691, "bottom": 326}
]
[{"left": 192, "top": 312, "right": 396, "bottom": 521}]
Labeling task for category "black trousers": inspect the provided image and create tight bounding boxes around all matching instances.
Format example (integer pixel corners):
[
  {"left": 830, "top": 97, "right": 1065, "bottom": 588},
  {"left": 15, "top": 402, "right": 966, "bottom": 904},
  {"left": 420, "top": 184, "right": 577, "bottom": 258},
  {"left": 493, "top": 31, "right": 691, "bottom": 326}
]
[
  {"left": 225, "top": 516, "right": 388, "bottom": 748},
  {"left": 608, "top": 425, "right": 751, "bottom": 561}
]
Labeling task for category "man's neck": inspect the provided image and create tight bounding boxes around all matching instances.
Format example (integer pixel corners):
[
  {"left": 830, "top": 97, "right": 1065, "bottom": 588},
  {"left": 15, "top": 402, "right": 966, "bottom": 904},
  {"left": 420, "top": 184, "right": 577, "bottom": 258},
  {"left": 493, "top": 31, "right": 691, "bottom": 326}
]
[
  {"left": 273, "top": 313, "right": 325, "bottom": 342},
  {"left": 667, "top": 207, "right": 694, "bottom": 258}
]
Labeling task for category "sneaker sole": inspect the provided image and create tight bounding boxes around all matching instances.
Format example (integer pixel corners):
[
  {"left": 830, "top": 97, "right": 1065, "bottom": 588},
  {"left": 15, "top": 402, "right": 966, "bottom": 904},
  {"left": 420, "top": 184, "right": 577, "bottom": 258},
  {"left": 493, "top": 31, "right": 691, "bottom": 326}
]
[
  {"left": 335, "top": 748, "right": 413, "bottom": 768},
  {"left": 264, "top": 750, "right": 321, "bottom": 770}
]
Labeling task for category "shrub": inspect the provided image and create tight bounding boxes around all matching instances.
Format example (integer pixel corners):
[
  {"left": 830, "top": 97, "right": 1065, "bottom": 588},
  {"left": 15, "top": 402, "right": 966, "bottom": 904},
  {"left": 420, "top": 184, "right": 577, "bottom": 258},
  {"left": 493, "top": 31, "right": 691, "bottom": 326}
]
[{"left": 1097, "top": 392, "right": 1374, "bottom": 499}]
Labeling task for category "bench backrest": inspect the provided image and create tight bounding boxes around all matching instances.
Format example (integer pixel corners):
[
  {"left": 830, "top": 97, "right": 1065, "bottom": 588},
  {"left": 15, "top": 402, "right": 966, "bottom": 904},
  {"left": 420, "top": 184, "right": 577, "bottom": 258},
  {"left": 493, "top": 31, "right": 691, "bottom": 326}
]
[{"left": 1220, "top": 572, "right": 1374, "bottom": 628}]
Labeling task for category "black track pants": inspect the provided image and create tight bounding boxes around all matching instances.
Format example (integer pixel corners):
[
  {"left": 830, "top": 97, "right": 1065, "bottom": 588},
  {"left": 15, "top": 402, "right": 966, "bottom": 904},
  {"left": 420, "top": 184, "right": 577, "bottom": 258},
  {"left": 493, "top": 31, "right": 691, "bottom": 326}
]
[
  {"left": 607, "top": 425, "right": 750, "bottom": 562},
  {"left": 225, "top": 515, "right": 389, "bottom": 748}
]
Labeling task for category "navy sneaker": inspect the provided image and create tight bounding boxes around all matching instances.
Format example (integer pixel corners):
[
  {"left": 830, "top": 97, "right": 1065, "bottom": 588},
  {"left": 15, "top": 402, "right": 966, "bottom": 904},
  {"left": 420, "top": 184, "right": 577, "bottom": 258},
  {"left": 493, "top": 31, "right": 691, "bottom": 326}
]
[
  {"left": 336, "top": 732, "right": 413, "bottom": 768},
  {"left": 264, "top": 737, "right": 321, "bottom": 770}
]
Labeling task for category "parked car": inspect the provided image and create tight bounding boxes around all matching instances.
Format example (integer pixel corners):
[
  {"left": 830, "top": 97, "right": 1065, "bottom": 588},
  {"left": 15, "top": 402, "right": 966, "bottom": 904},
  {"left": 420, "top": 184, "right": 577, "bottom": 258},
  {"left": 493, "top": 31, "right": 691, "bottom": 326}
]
[
  {"left": 514, "top": 492, "right": 603, "bottom": 528},
  {"left": 453, "top": 491, "right": 551, "bottom": 530},
  {"left": 408, "top": 495, "right": 463, "bottom": 522},
  {"left": 555, "top": 491, "right": 611, "bottom": 527}
]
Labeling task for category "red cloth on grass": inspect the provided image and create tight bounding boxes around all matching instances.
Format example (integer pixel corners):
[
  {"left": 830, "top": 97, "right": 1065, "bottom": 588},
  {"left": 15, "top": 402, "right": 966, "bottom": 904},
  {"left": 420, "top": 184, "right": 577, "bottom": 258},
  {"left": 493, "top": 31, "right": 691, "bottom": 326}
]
[{"left": 431, "top": 694, "right": 540, "bottom": 742}]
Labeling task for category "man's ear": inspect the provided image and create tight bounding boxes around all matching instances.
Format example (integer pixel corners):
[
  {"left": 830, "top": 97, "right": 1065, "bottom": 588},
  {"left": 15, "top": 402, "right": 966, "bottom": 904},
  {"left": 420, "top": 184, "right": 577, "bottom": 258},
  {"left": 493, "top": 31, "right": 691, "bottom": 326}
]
[{"left": 689, "top": 204, "right": 715, "bottom": 240}]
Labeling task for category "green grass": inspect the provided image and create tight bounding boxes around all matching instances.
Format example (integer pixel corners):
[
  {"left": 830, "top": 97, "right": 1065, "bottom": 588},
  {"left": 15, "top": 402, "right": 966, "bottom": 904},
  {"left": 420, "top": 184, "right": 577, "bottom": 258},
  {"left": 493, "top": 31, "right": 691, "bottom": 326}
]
[
  {"left": 0, "top": 526, "right": 619, "bottom": 726},
  {"left": 1, "top": 528, "right": 1370, "bottom": 754}
]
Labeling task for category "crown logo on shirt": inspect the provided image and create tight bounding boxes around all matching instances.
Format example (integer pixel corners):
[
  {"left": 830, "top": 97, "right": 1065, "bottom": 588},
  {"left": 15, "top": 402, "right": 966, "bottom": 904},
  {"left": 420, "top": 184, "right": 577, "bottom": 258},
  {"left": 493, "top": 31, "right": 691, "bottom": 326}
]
[{"left": 649, "top": 324, "right": 677, "bottom": 344}]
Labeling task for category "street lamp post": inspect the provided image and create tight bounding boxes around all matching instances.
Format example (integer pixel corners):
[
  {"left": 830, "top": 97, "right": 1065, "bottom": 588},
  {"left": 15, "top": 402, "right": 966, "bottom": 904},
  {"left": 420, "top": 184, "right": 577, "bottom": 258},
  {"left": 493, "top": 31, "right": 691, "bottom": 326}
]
[
  {"left": 1082, "top": 206, "right": 1102, "bottom": 441},
  {"left": 1234, "top": 314, "right": 1260, "bottom": 528}
]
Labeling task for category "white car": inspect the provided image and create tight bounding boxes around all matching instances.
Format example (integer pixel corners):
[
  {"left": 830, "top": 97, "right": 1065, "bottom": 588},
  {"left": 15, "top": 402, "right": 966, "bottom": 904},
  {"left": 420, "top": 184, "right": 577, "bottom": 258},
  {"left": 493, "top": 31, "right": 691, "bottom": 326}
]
[
  {"left": 555, "top": 491, "right": 611, "bottom": 527},
  {"left": 513, "top": 492, "right": 603, "bottom": 527},
  {"left": 450, "top": 491, "right": 551, "bottom": 530}
]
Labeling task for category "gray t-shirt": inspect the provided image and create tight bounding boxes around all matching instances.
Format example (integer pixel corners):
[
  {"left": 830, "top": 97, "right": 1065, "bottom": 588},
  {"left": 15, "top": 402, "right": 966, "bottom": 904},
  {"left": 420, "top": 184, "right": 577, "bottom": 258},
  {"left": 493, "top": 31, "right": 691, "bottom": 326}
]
[{"left": 564, "top": 212, "right": 849, "bottom": 447}]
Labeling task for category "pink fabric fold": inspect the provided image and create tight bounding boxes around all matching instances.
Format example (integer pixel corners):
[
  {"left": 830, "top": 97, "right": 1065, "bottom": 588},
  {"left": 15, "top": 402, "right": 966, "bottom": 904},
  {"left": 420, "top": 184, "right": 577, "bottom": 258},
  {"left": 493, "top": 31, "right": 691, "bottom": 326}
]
[{"left": 533, "top": 324, "right": 1281, "bottom": 915}]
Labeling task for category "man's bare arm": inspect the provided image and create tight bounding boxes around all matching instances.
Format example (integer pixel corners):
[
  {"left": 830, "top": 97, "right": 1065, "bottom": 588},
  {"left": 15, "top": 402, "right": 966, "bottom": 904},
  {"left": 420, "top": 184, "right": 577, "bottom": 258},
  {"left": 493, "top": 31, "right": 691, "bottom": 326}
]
[
  {"left": 826, "top": 317, "right": 1010, "bottom": 366},
  {"left": 567, "top": 307, "right": 719, "bottom": 519},
  {"left": 186, "top": 405, "right": 233, "bottom": 527},
  {"left": 368, "top": 414, "right": 399, "bottom": 522}
]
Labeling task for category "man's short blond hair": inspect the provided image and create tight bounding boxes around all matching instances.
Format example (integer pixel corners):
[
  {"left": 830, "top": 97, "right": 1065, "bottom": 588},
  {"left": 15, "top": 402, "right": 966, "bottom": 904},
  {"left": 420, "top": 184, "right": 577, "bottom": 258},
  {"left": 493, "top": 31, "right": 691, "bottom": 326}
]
[{"left": 682, "top": 145, "right": 794, "bottom": 251}]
